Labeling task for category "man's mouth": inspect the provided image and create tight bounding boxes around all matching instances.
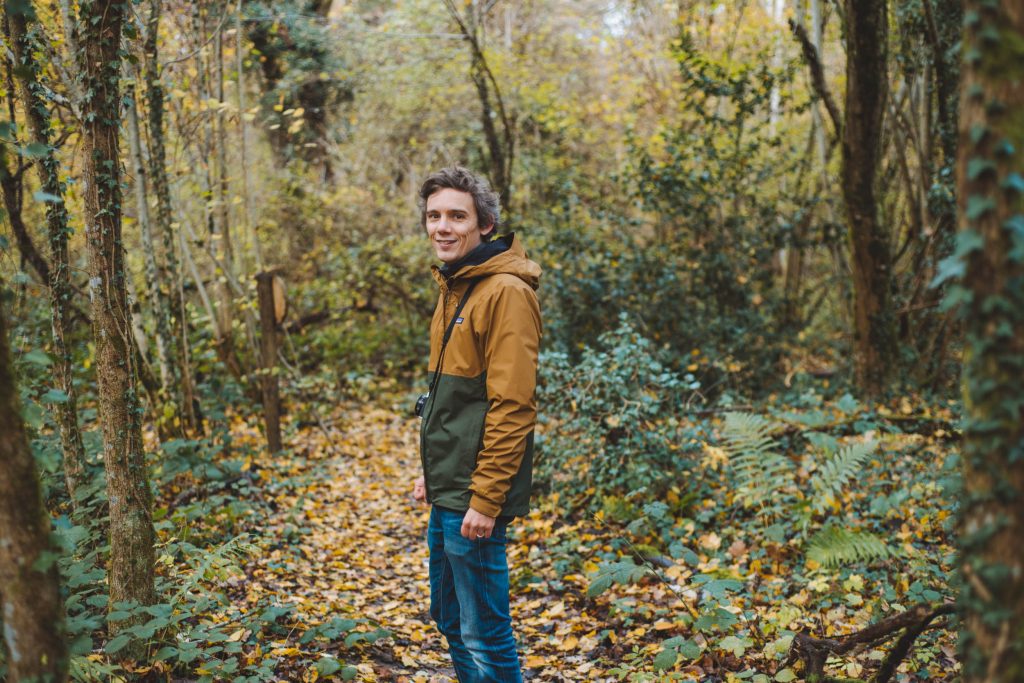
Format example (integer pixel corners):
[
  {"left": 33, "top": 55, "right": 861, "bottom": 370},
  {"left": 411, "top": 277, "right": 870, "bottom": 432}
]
[{"left": 436, "top": 239, "right": 457, "bottom": 247}]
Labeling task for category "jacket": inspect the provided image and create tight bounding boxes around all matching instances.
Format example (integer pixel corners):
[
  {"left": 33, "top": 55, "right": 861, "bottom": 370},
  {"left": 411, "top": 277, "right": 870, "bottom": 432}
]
[{"left": 419, "top": 233, "right": 542, "bottom": 518}]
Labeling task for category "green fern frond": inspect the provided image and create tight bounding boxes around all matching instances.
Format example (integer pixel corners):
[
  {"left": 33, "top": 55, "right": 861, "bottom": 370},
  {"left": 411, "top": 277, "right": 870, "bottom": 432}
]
[
  {"left": 806, "top": 525, "right": 893, "bottom": 568},
  {"left": 810, "top": 441, "right": 875, "bottom": 514},
  {"left": 721, "top": 412, "right": 792, "bottom": 511}
]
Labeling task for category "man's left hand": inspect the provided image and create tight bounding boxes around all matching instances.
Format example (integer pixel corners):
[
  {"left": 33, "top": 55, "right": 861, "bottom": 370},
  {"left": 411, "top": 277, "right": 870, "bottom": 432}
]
[{"left": 461, "top": 507, "right": 496, "bottom": 540}]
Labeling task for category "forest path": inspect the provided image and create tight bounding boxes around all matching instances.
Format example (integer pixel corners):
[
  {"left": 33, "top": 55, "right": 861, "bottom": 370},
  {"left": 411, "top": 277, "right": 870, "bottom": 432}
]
[{"left": 245, "top": 403, "right": 609, "bottom": 682}]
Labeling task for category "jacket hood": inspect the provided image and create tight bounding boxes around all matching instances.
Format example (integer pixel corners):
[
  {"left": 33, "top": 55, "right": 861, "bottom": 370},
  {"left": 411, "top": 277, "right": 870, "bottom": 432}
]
[{"left": 432, "top": 233, "right": 541, "bottom": 291}]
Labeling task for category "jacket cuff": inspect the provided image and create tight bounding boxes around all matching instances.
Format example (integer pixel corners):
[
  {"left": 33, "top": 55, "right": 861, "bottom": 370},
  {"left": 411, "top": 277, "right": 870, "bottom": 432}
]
[{"left": 469, "top": 494, "right": 501, "bottom": 518}]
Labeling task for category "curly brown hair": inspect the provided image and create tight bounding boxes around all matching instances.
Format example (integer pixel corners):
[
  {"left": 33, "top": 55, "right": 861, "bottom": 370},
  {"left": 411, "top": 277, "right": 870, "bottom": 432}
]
[{"left": 418, "top": 166, "right": 501, "bottom": 241}]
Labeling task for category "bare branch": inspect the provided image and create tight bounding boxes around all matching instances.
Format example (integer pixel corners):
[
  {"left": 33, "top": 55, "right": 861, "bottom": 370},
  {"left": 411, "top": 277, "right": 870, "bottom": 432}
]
[{"left": 788, "top": 18, "right": 842, "bottom": 141}]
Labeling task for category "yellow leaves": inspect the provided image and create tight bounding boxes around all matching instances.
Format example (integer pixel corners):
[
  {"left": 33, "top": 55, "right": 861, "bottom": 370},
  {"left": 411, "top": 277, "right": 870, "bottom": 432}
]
[
  {"left": 699, "top": 531, "right": 722, "bottom": 551},
  {"left": 789, "top": 589, "right": 810, "bottom": 605},
  {"left": 227, "top": 627, "right": 250, "bottom": 642},
  {"left": 703, "top": 443, "right": 728, "bottom": 470},
  {"left": 899, "top": 396, "right": 914, "bottom": 415},
  {"left": 524, "top": 654, "right": 548, "bottom": 668},
  {"left": 542, "top": 600, "right": 566, "bottom": 618}
]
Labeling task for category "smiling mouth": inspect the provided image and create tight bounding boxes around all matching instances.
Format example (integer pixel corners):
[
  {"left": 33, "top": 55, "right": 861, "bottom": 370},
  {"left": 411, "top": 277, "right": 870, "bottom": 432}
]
[{"left": 436, "top": 239, "right": 457, "bottom": 247}]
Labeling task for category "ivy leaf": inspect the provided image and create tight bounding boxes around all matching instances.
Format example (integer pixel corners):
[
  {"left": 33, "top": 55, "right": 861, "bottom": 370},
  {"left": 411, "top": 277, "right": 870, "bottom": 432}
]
[
  {"left": 931, "top": 255, "right": 965, "bottom": 288},
  {"left": 966, "top": 195, "right": 996, "bottom": 221},
  {"left": 20, "top": 142, "right": 49, "bottom": 158},
  {"left": 1002, "top": 173, "right": 1024, "bottom": 195},
  {"left": 1006, "top": 215, "right": 1024, "bottom": 262},
  {"left": 953, "top": 230, "right": 985, "bottom": 259},
  {"left": 967, "top": 158, "right": 996, "bottom": 181},
  {"left": 33, "top": 190, "right": 64, "bottom": 204}
]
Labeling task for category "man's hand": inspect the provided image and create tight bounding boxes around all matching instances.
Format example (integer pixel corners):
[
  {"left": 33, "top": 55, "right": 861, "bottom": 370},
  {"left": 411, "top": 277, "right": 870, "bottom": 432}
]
[
  {"left": 461, "top": 507, "right": 496, "bottom": 540},
  {"left": 413, "top": 476, "right": 426, "bottom": 504}
]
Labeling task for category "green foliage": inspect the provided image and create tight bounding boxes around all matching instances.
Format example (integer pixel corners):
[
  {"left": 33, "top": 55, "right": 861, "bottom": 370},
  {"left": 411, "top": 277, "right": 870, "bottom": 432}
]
[
  {"left": 719, "top": 410, "right": 895, "bottom": 567},
  {"left": 810, "top": 441, "right": 875, "bottom": 514},
  {"left": 243, "top": 0, "right": 353, "bottom": 165},
  {"left": 537, "top": 316, "right": 703, "bottom": 508},
  {"left": 805, "top": 524, "right": 893, "bottom": 569},
  {"left": 719, "top": 411, "right": 791, "bottom": 514}
]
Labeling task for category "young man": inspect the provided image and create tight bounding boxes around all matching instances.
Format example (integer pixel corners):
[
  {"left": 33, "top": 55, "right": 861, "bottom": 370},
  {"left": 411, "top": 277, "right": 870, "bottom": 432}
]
[{"left": 412, "top": 166, "right": 541, "bottom": 682}]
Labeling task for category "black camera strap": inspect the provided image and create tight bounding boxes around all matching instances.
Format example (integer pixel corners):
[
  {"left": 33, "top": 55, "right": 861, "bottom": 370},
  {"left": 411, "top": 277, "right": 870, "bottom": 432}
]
[{"left": 427, "top": 278, "right": 480, "bottom": 400}]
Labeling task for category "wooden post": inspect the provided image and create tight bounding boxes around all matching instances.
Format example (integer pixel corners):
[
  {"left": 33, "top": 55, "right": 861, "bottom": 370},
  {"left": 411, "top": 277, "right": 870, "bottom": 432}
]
[{"left": 256, "top": 271, "right": 284, "bottom": 453}]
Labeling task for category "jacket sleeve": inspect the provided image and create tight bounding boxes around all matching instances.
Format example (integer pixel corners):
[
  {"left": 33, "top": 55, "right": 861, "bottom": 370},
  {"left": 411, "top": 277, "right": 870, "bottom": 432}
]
[{"left": 469, "top": 281, "right": 542, "bottom": 517}]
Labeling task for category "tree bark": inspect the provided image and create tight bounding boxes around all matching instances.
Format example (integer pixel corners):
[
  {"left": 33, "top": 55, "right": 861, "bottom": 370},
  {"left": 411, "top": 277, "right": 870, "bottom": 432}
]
[
  {"left": 76, "top": 0, "right": 156, "bottom": 646},
  {"left": 0, "top": 261, "right": 69, "bottom": 682},
  {"left": 126, "top": 83, "right": 175, "bottom": 394},
  {"left": 4, "top": 5, "right": 89, "bottom": 510},
  {"left": 842, "top": 0, "right": 897, "bottom": 397},
  {"left": 957, "top": 2, "right": 1024, "bottom": 680},
  {"left": 144, "top": 0, "right": 198, "bottom": 434}
]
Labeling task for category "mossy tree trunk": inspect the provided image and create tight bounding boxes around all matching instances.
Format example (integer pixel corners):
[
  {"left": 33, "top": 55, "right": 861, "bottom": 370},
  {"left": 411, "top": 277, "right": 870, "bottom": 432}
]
[
  {"left": 0, "top": 263, "right": 68, "bottom": 681},
  {"left": 842, "top": 0, "right": 897, "bottom": 398},
  {"left": 957, "top": 1, "right": 1024, "bottom": 680},
  {"left": 143, "top": 0, "right": 199, "bottom": 435},
  {"left": 76, "top": 0, "right": 156, "bottom": 646},
  {"left": 4, "top": 1, "right": 89, "bottom": 513}
]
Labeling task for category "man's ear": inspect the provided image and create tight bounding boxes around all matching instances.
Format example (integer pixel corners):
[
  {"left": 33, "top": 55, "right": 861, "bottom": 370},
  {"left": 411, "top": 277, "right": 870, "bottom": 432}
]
[{"left": 480, "top": 223, "right": 496, "bottom": 240}]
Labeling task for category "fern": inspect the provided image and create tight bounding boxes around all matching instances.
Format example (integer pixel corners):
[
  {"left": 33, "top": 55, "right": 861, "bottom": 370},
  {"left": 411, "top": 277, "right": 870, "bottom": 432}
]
[
  {"left": 810, "top": 441, "right": 875, "bottom": 514},
  {"left": 806, "top": 525, "right": 892, "bottom": 567},
  {"left": 721, "top": 412, "right": 791, "bottom": 512}
]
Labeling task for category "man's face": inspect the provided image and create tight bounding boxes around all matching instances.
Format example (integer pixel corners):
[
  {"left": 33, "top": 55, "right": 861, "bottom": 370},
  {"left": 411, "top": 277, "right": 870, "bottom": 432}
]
[{"left": 425, "top": 188, "right": 493, "bottom": 264}]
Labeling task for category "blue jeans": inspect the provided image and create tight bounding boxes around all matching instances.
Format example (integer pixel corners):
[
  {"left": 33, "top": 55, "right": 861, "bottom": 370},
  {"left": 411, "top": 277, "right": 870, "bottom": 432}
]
[{"left": 427, "top": 506, "right": 523, "bottom": 683}]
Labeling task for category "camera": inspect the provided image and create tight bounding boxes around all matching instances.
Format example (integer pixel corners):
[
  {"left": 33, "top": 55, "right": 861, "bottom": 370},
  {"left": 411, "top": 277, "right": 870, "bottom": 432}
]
[{"left": 414, "top": 392, "right": 429, "bottom": 417}]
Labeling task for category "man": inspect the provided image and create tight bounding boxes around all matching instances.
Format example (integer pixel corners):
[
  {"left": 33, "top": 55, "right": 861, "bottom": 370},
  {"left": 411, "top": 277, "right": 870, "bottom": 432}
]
[{"left": 412, "top": 166, "right": 541, "bottom": 682}]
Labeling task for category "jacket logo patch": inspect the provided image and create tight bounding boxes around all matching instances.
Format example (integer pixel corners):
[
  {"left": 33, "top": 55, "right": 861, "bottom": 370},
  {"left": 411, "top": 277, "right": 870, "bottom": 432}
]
[{"left": 455, "top": 317, "right": 464, "bottom": 324}]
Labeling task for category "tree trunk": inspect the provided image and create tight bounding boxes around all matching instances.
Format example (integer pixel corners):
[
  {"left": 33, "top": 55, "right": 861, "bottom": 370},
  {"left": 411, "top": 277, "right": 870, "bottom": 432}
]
[
  {"left": 0, "top": 167, "right": 51, "bottom": 284},
  {"left": 126, "top": 83, "right": 175, "bottom": 394},
  {"left": 76, "top": 0, "right": 156, "bottom": 646},
  {"left": 4, "top": 6, "right": 89, "bottom": 510},
  {"left": 842, "top": 0, "right": 896, "bottom": 397},
  {"left": 0, "top": 263, "right": 69, "bottom": 682},
  {"left": 144, "top": 0, "right": 198, "bottom": 434},
  {"left": 957, "top": 2, "right": 1024, "bottom": 680},
  {"left": 444, "top": 0, "right": 515, "bottom": 209}
]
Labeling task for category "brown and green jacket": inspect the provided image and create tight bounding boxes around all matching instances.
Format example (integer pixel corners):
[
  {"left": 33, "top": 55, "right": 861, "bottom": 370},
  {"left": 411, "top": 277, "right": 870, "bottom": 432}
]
[{"left": 419, "top": 233, "right": 542, "bottom": 518}]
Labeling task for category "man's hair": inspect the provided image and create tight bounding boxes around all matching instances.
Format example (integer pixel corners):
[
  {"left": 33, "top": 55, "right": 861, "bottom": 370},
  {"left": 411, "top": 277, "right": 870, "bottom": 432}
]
[{"left": 418, "top": 166, "right": 501, "bottom": 240}]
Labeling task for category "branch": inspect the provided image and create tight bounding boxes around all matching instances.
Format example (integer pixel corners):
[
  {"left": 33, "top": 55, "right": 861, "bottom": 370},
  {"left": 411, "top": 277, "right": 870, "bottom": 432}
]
[
  {"left": 784, "top": 602, "right": 955, "bottom": 682},
  {"left": 442, "top": 0, "right": 515, "bottom": 156},
  {"left": 788, "top": 18, "right": 842, "bottom": 141}
]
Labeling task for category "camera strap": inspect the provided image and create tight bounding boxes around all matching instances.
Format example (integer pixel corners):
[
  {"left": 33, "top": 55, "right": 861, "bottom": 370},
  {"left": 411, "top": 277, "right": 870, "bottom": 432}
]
[{"left": 428, "top": 277, "right": 480, "bottom": 399}]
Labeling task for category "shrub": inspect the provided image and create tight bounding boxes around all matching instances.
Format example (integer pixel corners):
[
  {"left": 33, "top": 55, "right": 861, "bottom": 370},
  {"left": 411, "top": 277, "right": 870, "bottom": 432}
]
[{"left": 536, "top": 316, "right": 703, "bottom": 509}]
